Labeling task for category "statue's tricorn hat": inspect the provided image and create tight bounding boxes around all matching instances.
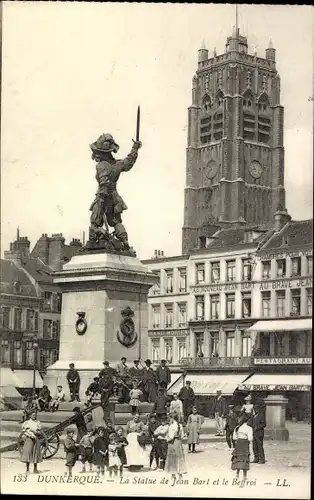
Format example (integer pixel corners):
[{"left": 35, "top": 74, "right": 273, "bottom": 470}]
[{"left": 90, "top": 133, "right": 119, "bottom": 155}]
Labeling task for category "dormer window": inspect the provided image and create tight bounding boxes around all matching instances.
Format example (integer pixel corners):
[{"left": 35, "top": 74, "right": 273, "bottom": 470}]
[{"left": 13, "top": 281, "right": 21, "bottom": 294}]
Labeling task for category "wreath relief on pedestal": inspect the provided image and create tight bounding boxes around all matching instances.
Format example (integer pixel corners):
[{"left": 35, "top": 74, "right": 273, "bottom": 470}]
[
  {"left": 76, "top": 312, "right": 87, "bottom": 336},
  {"left": 117, "top": 306, "right": 138, "bottom": 347}
]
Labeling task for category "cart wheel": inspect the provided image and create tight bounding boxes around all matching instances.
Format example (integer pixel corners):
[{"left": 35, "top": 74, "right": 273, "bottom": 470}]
[{"left": 41, "top": 434, "right": 60, "bottom": 459}]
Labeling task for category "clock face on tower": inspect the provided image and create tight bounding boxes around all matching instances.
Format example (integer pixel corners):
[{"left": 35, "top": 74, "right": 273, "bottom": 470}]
[
  {"left": 249, "top": 160, "right": 263, "bottom": 179},
  {"left": 205, "top": 160, "right": 218, "bottom": 180}
]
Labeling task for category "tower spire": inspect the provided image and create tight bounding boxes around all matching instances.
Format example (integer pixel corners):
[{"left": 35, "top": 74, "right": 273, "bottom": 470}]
[
  {"left": 17, "top": 226, "right": 20, "bottom": 241},
  {"left": 236, "top": 4, "right": 238, "bottom": 35}
]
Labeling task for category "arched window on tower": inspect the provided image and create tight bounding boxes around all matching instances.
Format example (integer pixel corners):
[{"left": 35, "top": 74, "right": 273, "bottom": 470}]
[
  {"left": 242, "top": 89, "right": 256, "bottom": 141},
  {"left": 257, "top": 93, "right": 271, "bottom": 144},
  {"left": 212, "top": 90, "right": 224, "bottom": 141},
  {"left": 200, "top": 94, "right": 213, "bottom": 144}
]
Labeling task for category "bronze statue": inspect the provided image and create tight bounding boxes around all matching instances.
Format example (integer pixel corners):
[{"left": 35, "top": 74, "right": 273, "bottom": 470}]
[{"left": 88, "top": 131, "right": 142, "bottom": 253}]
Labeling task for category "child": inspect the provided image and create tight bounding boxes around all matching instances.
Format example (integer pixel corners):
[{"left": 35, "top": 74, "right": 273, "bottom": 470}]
[
  {"left": 85, "top": 377, "right": 100, "bottom": 407},
  {"left": 242, "top": 395, "right": 254, "bottom": 415},
  {"left": 115, "top": 427, "right": 128, "bottom": 477},
  {"left": 37, "top": 385, "right": 51, "bottom": 412},
  {"left": 93, "top": 426, "right": 109, "bottom": 475},
  {"left": 64, "top": 428, "right": 78, "bottom": 477},
  {"left": 186, "top": 406, "right": 204, "bottom": 453},
  {"left": 85, "top": 413, "right": 96, "bottom": 434},
  {"left": 148, "top": 414, "right": 159, "bottom": 470},
  {"left": 231, "top": 413, "right": 253, "bottom": 481},
  {"left": 129, "top": 381, "right": 143, "bottom": 415},
  {"left": 105, "top": 420, "right": 116, "bottom": 436},
  {"left": 50, "top": 385, "right": 66, "bottom": 412},
  {"left": 225, "top": 405, "right": 237, "bottom": 450},
  {"left": 108, "top": 433, "right": 121, "bottom": 478},
  {"left": 79, "top": 430, "right": 94, "bottom": 473},
  {"left": 154, "top": 416, "right": 169, "bottom": 470}
]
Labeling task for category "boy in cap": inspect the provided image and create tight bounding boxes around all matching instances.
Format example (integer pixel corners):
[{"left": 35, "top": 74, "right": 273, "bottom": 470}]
[
  {"left": 225, "top": 405, "right": 237, "bottom": 450},
  {"left": 64, "top": 428, "right": 78, "bottom": 477}
]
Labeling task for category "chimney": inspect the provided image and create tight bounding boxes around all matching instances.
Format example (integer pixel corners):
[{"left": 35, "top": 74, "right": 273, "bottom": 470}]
[
  {"left": 48, "top": 233, "right": 65, "bottom": 271},
  {"left": 31, "top": 233, "right": 49, "bottom": 264},
  {"left": 4, "top": 233, "right": 31, "bottom": 266},
  {"left": 69, "top": 238, "right": 82, "bottom": 248},
  {"left": 273, "top": 206, "right": 291, "bottom": 233}
]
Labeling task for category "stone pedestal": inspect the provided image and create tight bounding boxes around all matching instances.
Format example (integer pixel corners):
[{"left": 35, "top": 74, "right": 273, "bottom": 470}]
[
  {"left": 264, "top": 393, "right": 289, "bottom": 441},
  {"left": 44, "top": 252, "right": 158, "bottom": 397}
]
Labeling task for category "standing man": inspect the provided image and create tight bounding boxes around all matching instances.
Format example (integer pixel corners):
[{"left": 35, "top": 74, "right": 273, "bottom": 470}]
[
  {"left": 129, "top": 360, "right": 143, "bottom": 383},
  {"left": 66, "top": 363, "right": 81, "bottom": 402},
  {"left": 156, "top": 359, "right": 171, "bottom": 395},
  {"left": 99, "top": 361, "right": 116, "bottom": 379},
  {"left": 116, "top": 357, "right": 129, "bottom": 403},
  {"left": 178, "top": 380, "right": 195, "bottom": 424},
  {"left": 141, "top": 359, "right": 157, "bottom": 403},
  {"left": 213, "top": 390, "right": 227, "bottom": 436},
  {"left": 252, "top": 404, "right": 266, "bottom": 464},
  {"left": 99, "top": 373, "right": 114, "bottom": 422}
]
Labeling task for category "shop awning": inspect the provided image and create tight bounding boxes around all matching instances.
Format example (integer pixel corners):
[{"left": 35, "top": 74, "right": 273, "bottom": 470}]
[
  {"left": 0, "top": 368, "right": 18, "bottom": 387},
  {"left": 168, "top": 373, "right": 250, "bottom": 396},
  {"left": 12, "top": 370, "right": 43, "bottom": 389},
  {"left": 238, "top": 373, "right": 311, "bottom": 392},
  {"left": 169, "top": 373, "right": 184, "bottom": 391},
  {"left": 246, "top": 318, "right": 312, "bottom": 332}
]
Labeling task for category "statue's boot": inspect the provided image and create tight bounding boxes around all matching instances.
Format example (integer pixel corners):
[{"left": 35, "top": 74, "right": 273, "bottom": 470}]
[{"left": 114, "top": 223, "right": 130, "bottom": 250}]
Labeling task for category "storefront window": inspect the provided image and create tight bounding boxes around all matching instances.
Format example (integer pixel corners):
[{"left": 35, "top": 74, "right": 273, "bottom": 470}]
[
  {"left": 261, "top": 291, "right": 271, "bottom": 317},
  {"left": 276, "top": 290, "right": 285, "bottom": 317}
]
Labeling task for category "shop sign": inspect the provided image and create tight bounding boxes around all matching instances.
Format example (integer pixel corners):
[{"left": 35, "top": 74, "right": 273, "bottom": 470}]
[
  {"left": 239, "top": 384, "right": 310, "bottom": 391},
  {"left": 257, "top": 249, "right": 312, "bottom": 260},
  {"left": 260, "top": 277, "right": 312, "bottom": 291},
  {"left": 254, "top": 357, "right": 312, "bottom": 365}
]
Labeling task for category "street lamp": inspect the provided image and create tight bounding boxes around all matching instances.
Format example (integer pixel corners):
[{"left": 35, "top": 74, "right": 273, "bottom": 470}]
[{"left": 32, "top": 335, "right": 39, "bottom": 399}]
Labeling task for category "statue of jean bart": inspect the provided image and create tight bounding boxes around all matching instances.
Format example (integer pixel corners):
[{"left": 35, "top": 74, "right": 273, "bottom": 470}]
[{"left": 87, "top": 133, "right": 142, "bottom": 254}]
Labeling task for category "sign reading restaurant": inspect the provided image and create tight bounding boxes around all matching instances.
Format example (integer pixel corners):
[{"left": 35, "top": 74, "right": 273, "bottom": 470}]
[
  {"left": 254, "top": 357, "right": 312, "bottom": 365},
  {"left": 191, "top": 276, "right": 312, "bottom": 293}
]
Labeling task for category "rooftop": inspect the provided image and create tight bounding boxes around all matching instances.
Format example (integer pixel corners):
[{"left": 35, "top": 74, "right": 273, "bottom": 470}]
[{"left": 260, "top": 219, "right": 313, "bottom": 251}]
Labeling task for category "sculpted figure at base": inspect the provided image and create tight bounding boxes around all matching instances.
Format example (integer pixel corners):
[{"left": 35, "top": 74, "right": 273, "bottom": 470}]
[{"left": 88, "top": 133, "right": 142, "bottom": 253}]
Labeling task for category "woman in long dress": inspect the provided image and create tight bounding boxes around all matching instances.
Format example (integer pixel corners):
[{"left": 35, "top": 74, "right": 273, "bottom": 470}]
[
  {"left": 164, "top": 413, "right": 187, "bottom": 481},
  {"left": 125, "top": 413, "right": 146, "bottom": 470},
  {"left": 231, "top": 413, "right": 253, "bottom": 480},
  {"left": 20, "top": 410, "right": 44, "bottom": 474},
  {"left": 186, "top": 406, "right": 204, "bottom": 453}
]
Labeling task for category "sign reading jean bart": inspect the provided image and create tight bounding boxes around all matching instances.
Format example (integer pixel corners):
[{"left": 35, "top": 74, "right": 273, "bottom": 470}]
[{"left": 239, "top": 384, "right": 310, "bottom": 391}]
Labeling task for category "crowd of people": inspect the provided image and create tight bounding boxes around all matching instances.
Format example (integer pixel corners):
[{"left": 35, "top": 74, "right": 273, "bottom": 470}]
[{"left": 19, "top": 358, "right": 266, "bottom": 482}]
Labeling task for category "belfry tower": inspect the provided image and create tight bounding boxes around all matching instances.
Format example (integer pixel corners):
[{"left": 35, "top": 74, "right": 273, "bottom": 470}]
[{"left": 182, "top": 27, "right": 285, "bottom": 253}]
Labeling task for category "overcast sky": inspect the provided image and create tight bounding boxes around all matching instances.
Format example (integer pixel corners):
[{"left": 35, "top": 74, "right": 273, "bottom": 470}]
[{"left": 1, "top": 3, "right": 313, "bottom": 260}]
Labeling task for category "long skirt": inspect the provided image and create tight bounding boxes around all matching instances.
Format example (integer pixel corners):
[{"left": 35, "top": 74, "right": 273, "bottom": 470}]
[
  {"left": 20, "top": 436, "right": 42, "bottom": 464},
  {"left": 231, "top": 439, "right": 250, "bottom": 471},
  {"left": 164, "top": 438, "right": 187, "bottom": 474},
  {"left": 125, "top": 432, "right": 147, "bottom": 467}
]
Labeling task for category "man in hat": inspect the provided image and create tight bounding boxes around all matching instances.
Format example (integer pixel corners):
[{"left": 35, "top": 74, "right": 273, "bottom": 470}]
[
  {"left": 116, "top": 357, "right": 129, "bottom": 404},
  {"left": 66, "top": 363, "right": 81, "bottom": 402},
  {"left": 213, "top": 390, "right": 227, "bottom": 436},
  {"left": 129, "top": 360, "right": 143, "bottom": 383},
  {"left": 89, "top": 133, "right": 142, "bottom": 250},
  {"left": 251, "top": 404, "right": 266, "bottom": 464},
  {"left": 156, "top": 359, "right": 171, "bottom": 395},
  {"left": 140, "top": 360, "right": 157, "bottom": 403},
  {"left": 178, "top": 380, "right": 195, "bottom": 424},
  {"left": 224, "top": 405, "right": 237, "bottom": 449},
  {"left": 99, "top": 361, "right": 116, "bottom": 380}
]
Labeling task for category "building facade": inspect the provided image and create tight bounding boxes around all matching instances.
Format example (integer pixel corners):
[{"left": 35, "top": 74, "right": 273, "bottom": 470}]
[
  {"left": 144, "top": 215, "right": 312, "bottom": 419},
  {"left": 182, "top": 28, "right": 285, "bottom": 254},
  {"left": 1, "top": 231, "right": 82, "bottom": 379}
]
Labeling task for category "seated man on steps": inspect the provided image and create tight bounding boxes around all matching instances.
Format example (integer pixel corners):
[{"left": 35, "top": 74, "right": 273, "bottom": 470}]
[{"left": 50, "top": 385, "right": 66, "bottom": 412}]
